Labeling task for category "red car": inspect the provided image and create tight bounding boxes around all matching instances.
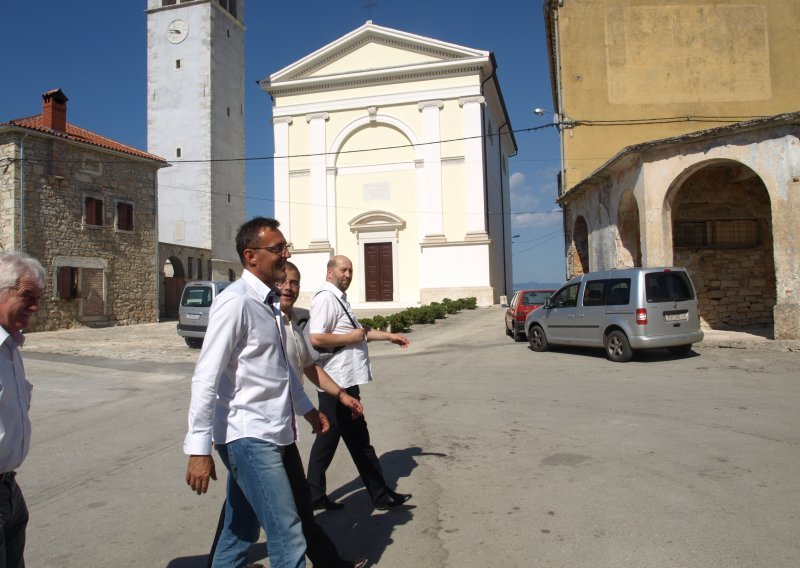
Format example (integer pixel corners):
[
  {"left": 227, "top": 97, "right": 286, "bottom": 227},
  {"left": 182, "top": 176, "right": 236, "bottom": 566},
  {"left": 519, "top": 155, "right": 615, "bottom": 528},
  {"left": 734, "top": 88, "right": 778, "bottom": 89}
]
[{"left": 504, "top": 289, "right": 555, "bottom": 341}]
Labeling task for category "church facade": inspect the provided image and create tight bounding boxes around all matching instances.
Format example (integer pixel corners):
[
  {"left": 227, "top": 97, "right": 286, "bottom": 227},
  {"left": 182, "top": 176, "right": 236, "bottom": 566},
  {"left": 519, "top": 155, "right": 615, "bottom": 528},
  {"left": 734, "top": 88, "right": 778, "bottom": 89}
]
[{"left": 260, "top": 22, "right": 517, "bottom": 308}]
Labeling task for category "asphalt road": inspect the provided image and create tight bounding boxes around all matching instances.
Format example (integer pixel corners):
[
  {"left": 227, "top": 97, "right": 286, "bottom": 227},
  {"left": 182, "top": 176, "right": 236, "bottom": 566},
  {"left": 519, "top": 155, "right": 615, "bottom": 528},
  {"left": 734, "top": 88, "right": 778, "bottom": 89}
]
[{"left": 17, "top": 308, "right": 800, "bottom": 567}]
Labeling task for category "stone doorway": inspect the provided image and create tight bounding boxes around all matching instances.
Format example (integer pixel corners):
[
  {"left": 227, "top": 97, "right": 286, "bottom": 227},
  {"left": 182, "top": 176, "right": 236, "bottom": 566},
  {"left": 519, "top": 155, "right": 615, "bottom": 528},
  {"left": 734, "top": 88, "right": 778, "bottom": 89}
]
[{"left": 669, "top": 161, "right": 775, "bottom": 330}]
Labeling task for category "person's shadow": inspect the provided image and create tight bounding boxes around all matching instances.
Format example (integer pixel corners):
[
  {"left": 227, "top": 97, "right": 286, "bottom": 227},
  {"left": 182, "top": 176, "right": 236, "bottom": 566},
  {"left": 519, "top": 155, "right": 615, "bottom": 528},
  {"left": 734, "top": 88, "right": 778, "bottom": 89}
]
[
  {"left": 166, "top": 446, "right": 446, "bottom": 567},
  {"left": 314, "top": 446, "right": 447, "bottom": 565}
]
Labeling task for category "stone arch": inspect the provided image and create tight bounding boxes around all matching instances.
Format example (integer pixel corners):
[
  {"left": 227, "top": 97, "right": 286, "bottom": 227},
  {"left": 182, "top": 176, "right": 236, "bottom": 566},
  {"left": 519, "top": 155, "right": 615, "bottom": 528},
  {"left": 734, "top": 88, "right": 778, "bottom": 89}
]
[
  {"left": 667, "top": 159, "right": 775, "bottom": 330},
  {"left": 617, "top": 191, "right": 641, "bottom": 267},
  {"left": 568, "top": 216, "right": 589, "bottom": 276},
  {"left": 164, "top": 256, "right": 185, "bottom": 279},
  {"left": 327, "top": 114, "right": 423, "bottom": 167}
]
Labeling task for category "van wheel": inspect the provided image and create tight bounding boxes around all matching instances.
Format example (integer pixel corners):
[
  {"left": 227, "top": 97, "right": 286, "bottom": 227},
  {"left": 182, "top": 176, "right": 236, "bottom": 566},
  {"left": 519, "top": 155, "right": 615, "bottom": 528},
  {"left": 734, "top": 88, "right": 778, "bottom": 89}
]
[
  {"left": 605, "top": 330, "right": 632, "bottom": 362},
  {"left": 529, "top": 325, "right": 549, "bottom": 352},
  {"left": 667, "top": 344, "right": 693, "bottom": 356},
  {"left": 185, "top": 337, "right": 203, "bottom": 349}
]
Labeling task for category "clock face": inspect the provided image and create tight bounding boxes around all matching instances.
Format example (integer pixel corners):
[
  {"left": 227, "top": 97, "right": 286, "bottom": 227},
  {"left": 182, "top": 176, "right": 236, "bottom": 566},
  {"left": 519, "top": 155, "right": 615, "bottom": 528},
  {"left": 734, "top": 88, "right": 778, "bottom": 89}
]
[{"left": 167, "top": 19, "right": 188, "bottom": 44}]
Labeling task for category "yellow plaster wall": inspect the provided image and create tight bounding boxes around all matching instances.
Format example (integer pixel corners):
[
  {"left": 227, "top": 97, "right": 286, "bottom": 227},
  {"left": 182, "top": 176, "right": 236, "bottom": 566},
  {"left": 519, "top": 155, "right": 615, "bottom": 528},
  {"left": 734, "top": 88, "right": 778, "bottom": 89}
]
[{"left": 555, "top": 0, "right": 800, "bottom": 192}]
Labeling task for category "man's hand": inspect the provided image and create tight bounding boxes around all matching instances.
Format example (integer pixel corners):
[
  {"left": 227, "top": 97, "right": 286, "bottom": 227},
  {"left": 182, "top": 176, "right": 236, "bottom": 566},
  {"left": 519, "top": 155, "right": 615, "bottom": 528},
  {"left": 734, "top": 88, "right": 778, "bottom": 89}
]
[
  {"left": 186, "top": 455, "right": 216, "bottom": 495},
  {"left": 389, "top": 333, "right": 410, "bottom": 348},
  {"left": 304, "top": 408, "right": 330, "bottom": 434},
  {"left": 339, "top": 392, "right": 364, "bottom": 419}
]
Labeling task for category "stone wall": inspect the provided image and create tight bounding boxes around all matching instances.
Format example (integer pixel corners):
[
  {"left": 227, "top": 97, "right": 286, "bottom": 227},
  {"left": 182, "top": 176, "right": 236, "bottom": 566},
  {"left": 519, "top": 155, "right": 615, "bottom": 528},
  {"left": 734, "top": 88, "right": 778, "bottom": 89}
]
[{"left": 1, "top": 132, "right": 161, "bottom": 331}]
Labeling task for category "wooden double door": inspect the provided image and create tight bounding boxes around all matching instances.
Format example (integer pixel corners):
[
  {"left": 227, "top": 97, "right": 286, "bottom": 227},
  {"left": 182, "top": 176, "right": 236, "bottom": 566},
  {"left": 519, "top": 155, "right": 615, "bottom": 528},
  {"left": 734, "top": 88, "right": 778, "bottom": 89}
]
[{"left": 364, "top": 242, "right": 393, "bottom": 302}]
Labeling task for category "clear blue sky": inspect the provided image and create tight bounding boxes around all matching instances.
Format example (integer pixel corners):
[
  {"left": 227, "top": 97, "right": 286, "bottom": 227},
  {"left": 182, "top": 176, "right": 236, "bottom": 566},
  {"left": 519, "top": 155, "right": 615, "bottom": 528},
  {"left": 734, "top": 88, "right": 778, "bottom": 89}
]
[{"left": 2, "top": 0, "right": 565, "bottom": 285}]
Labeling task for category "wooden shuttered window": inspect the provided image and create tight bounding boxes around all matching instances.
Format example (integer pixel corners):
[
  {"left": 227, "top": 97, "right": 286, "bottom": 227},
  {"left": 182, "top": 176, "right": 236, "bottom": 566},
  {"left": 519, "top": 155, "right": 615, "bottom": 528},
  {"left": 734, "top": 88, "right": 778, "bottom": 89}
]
[
  {"left": 57, "top": 267, "right": 78, "bottom": 298},
  {"left": 117, "top": 202, "right": 134, "bottom": 231},
  {"left": 85, "top": 197, "right": 104, "bottom": 226}
]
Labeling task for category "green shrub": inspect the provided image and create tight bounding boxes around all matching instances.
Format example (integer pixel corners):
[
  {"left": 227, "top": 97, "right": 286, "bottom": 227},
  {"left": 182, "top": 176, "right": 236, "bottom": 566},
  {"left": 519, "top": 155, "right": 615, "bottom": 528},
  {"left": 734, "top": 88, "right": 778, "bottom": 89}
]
[
  {"left": 387, "top": 312, "right": 412, "bottom": 332},
  {"left": 371, "top": 314, "right": 388, "bottom": 331},
  {"left": 428, "top": 302, "right": 448, "bottom": 319}
]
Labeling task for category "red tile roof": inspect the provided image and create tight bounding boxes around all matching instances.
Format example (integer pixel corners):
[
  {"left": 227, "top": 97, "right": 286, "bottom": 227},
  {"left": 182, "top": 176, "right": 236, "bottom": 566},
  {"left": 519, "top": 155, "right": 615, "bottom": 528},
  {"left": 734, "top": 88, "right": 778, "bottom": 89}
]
[{"left": 2, "top": 114, "right": 166, "bottom": 163}]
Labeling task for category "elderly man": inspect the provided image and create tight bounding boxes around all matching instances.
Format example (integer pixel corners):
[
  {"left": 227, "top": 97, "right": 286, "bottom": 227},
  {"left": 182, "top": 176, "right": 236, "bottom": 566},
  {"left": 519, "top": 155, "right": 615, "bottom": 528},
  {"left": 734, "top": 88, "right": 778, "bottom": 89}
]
[
  {"left": 0, "top": 252, "right": 45, "bottom": 568},
  {"left": 207, "top": 260, "right": 367, "bottom": 568},
  {"left": 307, "top": 255, "right": 412, "bottom": 512},
  {"left": 184, "top": 218, "right": 362, "bottom": 568}
]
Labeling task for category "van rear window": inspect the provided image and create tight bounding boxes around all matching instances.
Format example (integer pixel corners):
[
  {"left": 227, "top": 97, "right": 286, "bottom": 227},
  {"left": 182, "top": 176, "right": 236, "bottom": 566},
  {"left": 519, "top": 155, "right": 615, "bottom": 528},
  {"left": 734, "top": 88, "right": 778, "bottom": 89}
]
[
  {"left": 182, "top": 286, "right": 213, "bottom": 307},
  {"left": 645, "top": 272, "right": 694, "bottom": 303}
]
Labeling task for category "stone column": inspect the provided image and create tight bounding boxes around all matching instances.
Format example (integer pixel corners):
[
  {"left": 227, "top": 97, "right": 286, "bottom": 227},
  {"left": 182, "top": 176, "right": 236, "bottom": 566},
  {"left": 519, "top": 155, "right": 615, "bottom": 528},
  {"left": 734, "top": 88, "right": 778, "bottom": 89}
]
[
  {"left": 306, "top": 112, "right": 330, "bottom": 247},
  {"left": 273, "top": 116, "right": 292, "bottom": 242},
  {"left": 418, "top": 100, "right": 445, "bottom": 242},
  {"left": 459, "top": 96, "right": 488, "bottom": 239}
]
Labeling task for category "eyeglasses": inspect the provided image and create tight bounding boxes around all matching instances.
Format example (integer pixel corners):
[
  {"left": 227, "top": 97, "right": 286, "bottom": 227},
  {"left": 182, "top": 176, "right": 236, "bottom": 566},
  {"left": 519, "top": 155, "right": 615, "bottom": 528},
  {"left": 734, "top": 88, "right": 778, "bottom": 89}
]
[
  {"left": 277, "top": 279, "right": 300, "bottom": 288},
  {"left": 248, "top": 243, "right": 289, "bottom": 256}
]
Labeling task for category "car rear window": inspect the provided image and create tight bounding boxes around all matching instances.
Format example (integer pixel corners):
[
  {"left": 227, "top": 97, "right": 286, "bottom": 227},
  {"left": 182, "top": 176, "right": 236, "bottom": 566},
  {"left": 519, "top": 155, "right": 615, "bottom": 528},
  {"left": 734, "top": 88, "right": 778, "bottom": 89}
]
[
  {"left": 182, "top": 286, "right": 213, "bottom": 307},
  {"left": 645, "top": 272, "right": 695, "bottom": 303},
  {"left": 521, "top": 291, "right": 552, "bottom": 306}
]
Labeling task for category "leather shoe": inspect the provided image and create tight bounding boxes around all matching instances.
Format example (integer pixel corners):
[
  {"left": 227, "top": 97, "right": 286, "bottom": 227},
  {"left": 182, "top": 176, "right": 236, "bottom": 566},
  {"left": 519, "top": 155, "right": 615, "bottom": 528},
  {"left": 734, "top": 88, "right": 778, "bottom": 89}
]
[
  {"left": 351, "top": 559, "right": 368, "bottom": 568},
  {"left": 375, "top": 492, "right": 412, "bottom": 510},
  {"left": 312, "top": 495, "right": 344, "bottom": 511}
]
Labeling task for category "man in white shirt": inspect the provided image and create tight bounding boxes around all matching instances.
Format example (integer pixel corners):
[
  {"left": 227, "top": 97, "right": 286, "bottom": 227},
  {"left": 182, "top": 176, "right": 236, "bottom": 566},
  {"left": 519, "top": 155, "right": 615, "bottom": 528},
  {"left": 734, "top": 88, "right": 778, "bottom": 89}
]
[
  {"left": 184, "top": 218, "right": 361, "bottom": 568},
  {"left": 307, "top": 255, "right": 412, "bottom": 511},
  {"left": 206, "top": 260, "right": 367, "bottom": 568},
  {"left": 0, "top": 252, "right": 45, "bottom": 568}
]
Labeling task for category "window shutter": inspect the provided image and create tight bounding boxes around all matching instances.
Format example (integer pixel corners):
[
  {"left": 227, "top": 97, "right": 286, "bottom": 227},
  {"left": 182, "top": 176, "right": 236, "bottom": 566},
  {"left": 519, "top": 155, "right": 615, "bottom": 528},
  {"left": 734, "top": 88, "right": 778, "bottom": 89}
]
[{"left": 57, "top": 267, "right": 72, "bottom": 298}]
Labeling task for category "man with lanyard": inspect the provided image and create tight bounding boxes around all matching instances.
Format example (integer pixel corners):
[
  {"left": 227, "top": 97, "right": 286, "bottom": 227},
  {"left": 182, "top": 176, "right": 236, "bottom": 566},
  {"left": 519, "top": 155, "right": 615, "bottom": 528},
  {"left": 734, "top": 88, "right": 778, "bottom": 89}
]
[
  {"left": 184, "top": 218, "right": 361, "bottom": 568},
  {"left": 307, "top": 255, "right": 412, "bottom": 512},
  {"left": 0, "top": 252, "right": 45, "bottom": 568},
  {"left": 205, "top": 259, "right": 367, "bottom": 568}
]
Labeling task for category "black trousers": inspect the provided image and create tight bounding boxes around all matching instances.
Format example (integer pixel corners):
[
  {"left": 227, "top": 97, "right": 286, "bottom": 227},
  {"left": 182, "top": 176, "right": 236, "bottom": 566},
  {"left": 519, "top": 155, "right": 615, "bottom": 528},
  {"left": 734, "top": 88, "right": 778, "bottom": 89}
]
[
  {"left": 207, "top": 443, "right": 346, "bottom": 568},
  {"left": 0, "top": 473, "right": 28, "bottom": 568},
  {"left": 307, "top": 386, "right": 391, "bottom": 507}
]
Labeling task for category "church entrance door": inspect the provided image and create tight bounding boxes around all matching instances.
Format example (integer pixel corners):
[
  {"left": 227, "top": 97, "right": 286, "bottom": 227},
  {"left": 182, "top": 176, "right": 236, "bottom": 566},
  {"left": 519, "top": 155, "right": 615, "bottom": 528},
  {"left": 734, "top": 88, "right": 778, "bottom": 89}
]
[{"left": 364, "top": 242, "right": 393, "bottom": 302}]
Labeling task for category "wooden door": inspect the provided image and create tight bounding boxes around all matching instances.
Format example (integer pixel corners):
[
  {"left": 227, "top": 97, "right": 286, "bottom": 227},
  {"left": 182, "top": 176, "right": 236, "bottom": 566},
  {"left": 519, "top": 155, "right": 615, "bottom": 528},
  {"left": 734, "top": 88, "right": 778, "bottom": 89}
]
[{"left": 364, "top": 243, "right": 393, "bottom": 302}]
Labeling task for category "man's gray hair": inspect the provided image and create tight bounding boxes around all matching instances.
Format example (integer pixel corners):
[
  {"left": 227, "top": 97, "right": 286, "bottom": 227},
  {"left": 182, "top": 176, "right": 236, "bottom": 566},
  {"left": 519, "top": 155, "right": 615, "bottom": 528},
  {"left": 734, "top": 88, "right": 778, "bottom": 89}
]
[{"left": 0, "top": 251, "right": 46, "bottom": 293}]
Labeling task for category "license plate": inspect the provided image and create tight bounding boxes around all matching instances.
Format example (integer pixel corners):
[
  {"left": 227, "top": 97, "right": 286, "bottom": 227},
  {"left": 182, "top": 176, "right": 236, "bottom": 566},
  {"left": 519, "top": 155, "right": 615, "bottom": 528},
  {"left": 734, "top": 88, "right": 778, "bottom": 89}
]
[
  {"left": 664, "top": 312, "right": 688, "bottom": 322},
  {"left": 186, "top": 314, "right": 201, "bottom": 320}
]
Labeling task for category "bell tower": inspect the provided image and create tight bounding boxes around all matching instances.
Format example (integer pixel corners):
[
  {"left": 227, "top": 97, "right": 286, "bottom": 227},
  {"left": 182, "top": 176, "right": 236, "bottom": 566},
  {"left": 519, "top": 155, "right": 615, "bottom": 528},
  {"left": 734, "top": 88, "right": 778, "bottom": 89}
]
[{"left": 146, "top": 0, "right": 245, "bottom": 285}]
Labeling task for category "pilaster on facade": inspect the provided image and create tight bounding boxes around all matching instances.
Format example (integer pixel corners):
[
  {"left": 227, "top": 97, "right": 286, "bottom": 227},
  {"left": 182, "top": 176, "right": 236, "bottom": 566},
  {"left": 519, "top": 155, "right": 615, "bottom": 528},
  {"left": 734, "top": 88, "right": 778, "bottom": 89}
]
[
  {"left": 273, "top": 115, "right": 293, "bottom": 239},
  {"left": 418, "top": 99, "right": 446, "bottom": 241},
  {"left": 306, "top": 112, "right": 331, "bottom": 246},
  {"left": 459, "top": 95, "right": 488, "bottom": 239}
]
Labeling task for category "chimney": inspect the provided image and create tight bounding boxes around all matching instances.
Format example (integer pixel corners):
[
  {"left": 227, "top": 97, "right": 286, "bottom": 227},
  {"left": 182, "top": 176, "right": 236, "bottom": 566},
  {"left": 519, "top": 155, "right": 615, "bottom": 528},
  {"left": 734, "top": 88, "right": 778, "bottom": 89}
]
[{"left": 42, "top": 89, "right": 69, "bottom": 132}]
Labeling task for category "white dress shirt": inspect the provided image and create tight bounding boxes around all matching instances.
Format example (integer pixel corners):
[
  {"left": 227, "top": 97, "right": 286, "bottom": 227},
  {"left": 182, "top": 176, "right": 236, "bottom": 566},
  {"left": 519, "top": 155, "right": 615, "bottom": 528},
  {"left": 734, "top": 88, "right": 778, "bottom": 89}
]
[
  {"left": 308, "top": 281, "right": 372, "bottom": 389},
  {"left": 183, "top": 270, "right": 314, "bottom": 456},
  {"left": 0, "top": 327, "right": 32, "bottom": 473}
]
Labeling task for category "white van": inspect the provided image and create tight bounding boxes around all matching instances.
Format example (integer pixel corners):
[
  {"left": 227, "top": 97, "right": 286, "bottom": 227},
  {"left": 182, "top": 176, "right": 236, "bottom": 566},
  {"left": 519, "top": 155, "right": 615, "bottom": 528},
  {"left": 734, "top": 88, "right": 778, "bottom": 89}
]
[
  {"left": 177, "top": 281, "right": 232, "bottom": 348},
  {"left": 524, "top": 267, "right": 703, "bottom": 362}
]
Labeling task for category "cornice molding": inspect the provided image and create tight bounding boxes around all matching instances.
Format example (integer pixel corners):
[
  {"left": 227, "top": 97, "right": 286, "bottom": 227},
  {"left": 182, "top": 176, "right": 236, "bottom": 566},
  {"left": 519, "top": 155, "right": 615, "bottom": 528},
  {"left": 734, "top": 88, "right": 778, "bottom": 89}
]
[{"left": 272, "top": 116, "right": 293, "bottom": 125}]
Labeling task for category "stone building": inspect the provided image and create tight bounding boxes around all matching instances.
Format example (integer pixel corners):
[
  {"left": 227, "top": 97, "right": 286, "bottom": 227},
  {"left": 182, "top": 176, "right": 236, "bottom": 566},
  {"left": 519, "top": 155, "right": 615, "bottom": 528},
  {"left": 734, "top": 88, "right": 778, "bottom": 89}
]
[
  {"left": 543, "top": 0, "right": 800, "bottom": 339},
  {"left": 261, "top": 21, "right": 517, "bottom": 308},
  {"left": 0, "top": 89, "right": 167, "bottom": 331}
]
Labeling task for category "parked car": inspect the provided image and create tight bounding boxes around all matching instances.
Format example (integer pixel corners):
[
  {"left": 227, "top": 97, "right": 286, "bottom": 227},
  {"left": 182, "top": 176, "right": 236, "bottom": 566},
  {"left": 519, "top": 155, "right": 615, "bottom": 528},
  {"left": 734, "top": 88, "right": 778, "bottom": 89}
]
[
  {"left": 177, "top": 281, "right": 233, "bottom": 348},
  {"left": 505, "top": 289, "right": 555, "bottom": 341},
  {"left": 524, "top": 267, "right": 703, "bottom": 362}
]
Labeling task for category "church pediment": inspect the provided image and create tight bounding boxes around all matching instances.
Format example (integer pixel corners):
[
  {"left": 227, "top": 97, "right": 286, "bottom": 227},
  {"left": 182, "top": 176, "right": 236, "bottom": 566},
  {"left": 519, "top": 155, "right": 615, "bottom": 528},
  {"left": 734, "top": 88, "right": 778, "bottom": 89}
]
[{"left": 263, "top": 22, "right": 490, "bottom": 91}]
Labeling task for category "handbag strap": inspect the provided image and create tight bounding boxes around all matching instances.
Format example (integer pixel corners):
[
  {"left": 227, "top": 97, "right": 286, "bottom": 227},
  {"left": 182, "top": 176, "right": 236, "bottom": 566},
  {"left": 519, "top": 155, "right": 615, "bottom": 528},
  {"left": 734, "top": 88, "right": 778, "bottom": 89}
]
[{"left": 314, "top": 290, "right": 358, "bottom": 329}]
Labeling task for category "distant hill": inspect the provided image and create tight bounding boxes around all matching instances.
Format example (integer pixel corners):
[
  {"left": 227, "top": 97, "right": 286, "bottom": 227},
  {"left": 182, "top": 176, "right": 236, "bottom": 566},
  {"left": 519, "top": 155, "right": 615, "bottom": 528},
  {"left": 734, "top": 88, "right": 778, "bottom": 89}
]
[{"left": 512, "top": 280, "right": 563, "bottom": 292}]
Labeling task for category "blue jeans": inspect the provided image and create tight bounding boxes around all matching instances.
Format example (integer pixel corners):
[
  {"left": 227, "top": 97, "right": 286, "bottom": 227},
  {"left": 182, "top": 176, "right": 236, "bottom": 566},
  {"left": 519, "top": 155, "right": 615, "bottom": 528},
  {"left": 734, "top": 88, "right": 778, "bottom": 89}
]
[{"left": 213, "top": 438, "right": 306, "bottom": 568}]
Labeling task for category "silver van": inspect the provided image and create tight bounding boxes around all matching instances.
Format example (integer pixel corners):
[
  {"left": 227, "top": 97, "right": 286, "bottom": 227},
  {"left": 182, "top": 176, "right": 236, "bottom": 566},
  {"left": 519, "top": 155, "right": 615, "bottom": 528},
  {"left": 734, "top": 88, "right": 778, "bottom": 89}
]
[
  {"left": 524, "top": 267, "right": 703, "bottom": 362},
  {"left": 177, "top": 281, "right": 232, "bottom": 348}
]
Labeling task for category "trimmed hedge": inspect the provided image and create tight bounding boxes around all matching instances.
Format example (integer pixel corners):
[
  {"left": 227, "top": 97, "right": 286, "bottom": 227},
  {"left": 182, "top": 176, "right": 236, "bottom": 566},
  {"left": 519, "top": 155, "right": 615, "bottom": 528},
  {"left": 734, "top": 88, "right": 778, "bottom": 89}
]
[{"left": 359, "top": 296, "right": 478, "bottom": 332}]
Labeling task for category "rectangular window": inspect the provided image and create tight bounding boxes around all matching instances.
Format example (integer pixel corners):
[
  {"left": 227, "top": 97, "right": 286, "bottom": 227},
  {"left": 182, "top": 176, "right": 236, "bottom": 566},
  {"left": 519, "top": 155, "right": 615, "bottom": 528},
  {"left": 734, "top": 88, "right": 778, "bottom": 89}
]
[
  {"left": 84, "top": 196, "right": 104, "bottom": 226},
  {"left": 176, "top": 59, "right": 181, "bottom": 69},
  {"left": 645, "top": 272, "right": 694, "bottom": 303},
  {"left": 197, "top": 258, "right": 203, "bottom": 280},
  {"left": 582, "top": 280, "right": 606, "bottom": 307},
  {"left": 606, "top": 279, "right": 631, "bottom": 306},
  {"left": 116, "top": 202, "right": 134, "bottom": 232},
  {"left": 674, "top": 219, "right": 759, "bottom": 248},
  {"left": 56, "top": 266, "right": 79, "bottom": 299},
  {"left": 188, "top": 257, "right": 194, "bottom": 279},
  {"left": 176, "top": 147, "right": 182, "bottom": 158}
]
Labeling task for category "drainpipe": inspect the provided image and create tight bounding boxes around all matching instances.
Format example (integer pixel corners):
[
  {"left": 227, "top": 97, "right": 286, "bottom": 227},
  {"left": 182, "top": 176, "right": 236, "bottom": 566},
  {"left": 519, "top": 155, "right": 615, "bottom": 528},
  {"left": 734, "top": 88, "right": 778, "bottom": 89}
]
[
  {"left": 551, "top": 3, "right": 570, "bottom": 279},
  {"left": 18, "top": 132, "right": 30, "bottom": 252}
]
